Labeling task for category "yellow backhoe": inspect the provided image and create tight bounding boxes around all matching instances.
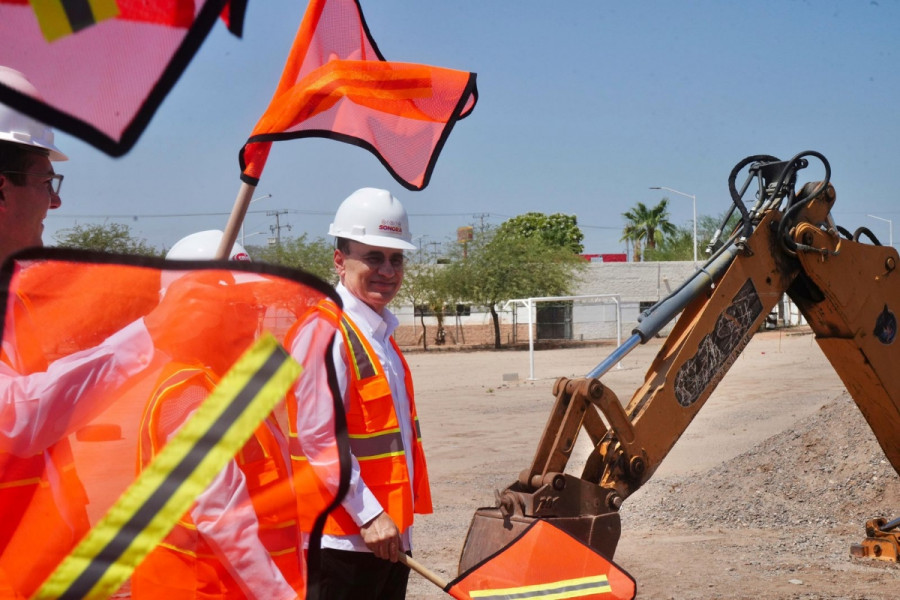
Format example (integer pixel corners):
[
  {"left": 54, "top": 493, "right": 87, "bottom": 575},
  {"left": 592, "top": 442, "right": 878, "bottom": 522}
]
[{"left": 459, "top": 151, "right": 900, "bottom": 573}]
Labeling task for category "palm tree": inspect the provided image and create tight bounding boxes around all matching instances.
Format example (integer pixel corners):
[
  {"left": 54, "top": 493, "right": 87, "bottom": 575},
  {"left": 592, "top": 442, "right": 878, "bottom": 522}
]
[{"left": 620, "top": 199, "right": 678, "bottom": 262}]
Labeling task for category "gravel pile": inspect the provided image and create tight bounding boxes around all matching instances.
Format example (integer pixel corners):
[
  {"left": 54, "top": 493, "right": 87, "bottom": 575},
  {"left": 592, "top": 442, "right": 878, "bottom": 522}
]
[{"left": 621, "top": 392, "right": 899, "bottom": 533}]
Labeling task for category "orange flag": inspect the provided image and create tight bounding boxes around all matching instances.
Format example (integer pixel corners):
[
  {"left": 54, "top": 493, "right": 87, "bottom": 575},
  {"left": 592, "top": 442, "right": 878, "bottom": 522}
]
[
  {"left": 0, "top": 248, "right": 348, "bottom": 599},
  {"left": 239, "top": 0, "right": 478, "bottom": 191},
  {"left": 445, "top": 520, "right": 636, "bottom": 600},
  {"left": 0, "top": 0, "right": 245, "bottom": 156}
]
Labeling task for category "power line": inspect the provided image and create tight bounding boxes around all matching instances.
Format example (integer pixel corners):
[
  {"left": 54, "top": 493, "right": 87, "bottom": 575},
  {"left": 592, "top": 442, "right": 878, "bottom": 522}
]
[
  {"left": 47, "top": 208, "right": 513, "bottom": 221},
  {"left": 267, "top": 210, "right": 292, "bottom": 246}
]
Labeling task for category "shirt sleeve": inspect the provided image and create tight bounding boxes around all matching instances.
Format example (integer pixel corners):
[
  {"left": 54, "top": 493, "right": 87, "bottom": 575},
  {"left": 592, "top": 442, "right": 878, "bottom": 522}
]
[
  {"left": 0, "top": 319, "right": 154, "bottom": 456},
  {"left": 289, "top": 315, "right": 383, "bottom": 527},
  {"left": 155, "top": 402, "right": 298, "bottom": 600},
  {"left": 190, "top": 463, "right": 298, "bottom": 600}
]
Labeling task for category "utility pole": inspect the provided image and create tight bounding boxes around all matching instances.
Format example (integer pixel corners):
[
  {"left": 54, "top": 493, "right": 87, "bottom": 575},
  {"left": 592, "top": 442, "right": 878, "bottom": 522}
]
[
  {"left": 267, "top": 209, "right": 291, "bottom": 246},
  {"left": 426, "top": 241, "right": 441, "bottom": 262},
  {"left": 473, "top": 212, "right": 490, "bottom": 234}
]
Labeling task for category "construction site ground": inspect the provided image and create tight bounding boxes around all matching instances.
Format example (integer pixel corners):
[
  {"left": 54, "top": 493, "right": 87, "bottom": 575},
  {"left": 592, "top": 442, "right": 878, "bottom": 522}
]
[{"left": 403, "top": 327, "right": 900, "bottom": 599}]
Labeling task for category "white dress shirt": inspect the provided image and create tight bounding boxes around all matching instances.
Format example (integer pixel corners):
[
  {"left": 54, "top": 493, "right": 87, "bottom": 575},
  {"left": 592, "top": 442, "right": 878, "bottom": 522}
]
[{"left": 290, "top": 283, "right": 416, "bottom": 553}]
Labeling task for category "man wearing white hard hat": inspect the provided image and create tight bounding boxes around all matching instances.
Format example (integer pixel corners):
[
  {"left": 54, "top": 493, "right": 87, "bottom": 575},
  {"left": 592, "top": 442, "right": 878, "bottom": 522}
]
[
  {"left": 166, "top": 229, "right": 252, "bottom": 262},
  {"left": 132, "top": 230, "right": 303, "bottom": 599},
  {"left": 0, "top": 66, "right": 67, "bottom": 264},
  {"left": 0, "top": 67, "right": 152, "bottom": 596},
  {"left": 288, "top": 188, "right": 432, "bottom": 599},
  {"left": 0, "top": 71, "right": 256, "bottom": 597}
]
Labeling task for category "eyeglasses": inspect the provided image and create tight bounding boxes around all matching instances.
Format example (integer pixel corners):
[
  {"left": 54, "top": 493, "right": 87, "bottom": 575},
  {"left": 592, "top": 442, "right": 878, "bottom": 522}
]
[
  {"left": 345, "top": 251, "right": 406, "bottom": 270},
  {"left": 1, "top": 171, "right": 64, "bottom": 194}
]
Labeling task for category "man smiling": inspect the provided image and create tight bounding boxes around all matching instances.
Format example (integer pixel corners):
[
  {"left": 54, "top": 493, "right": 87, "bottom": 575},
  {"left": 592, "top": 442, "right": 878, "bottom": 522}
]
[
  {"left": 0, "top": 66, "right": 66, "bottom": 264},
  {"left": 288, "top": 188, "right": 432, "bottom": 599}
]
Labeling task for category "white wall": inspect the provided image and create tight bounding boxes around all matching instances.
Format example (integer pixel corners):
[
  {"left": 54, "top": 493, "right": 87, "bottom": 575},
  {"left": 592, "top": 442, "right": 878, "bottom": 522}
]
[{"left": 394, "top": 261, "right": 701, "bottom": 338}]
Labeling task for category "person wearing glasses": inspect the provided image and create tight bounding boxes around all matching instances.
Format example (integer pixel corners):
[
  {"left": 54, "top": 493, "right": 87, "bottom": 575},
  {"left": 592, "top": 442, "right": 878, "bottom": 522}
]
[
  {"left": 0, "top": 67, "right": 65, "bottom": 266},
  {"left": 287, "top": 188, "right": 432, "bottom": 599},
  {"left": 0, "top": 67, "right": 261, "bottom": 597}
]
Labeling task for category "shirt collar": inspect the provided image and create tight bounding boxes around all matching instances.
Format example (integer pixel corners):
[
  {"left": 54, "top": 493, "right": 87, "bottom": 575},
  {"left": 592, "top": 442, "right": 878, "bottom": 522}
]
[{"left": 335, "top": 282, "right": 399, "bottom": 340}]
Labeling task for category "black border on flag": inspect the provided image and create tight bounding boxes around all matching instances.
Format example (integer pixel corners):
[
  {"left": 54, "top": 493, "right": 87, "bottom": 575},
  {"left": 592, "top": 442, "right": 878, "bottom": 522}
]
[
  {"left": 0, "top": 246, "right": 352, "bottom": 598},
  {"left": 0, "top": 0, "right": 247, "bottom": 157}
]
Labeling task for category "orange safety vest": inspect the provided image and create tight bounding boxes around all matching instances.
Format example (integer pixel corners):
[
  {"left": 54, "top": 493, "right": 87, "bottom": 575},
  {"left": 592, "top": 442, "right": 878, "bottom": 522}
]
[
  {"left": 0, "top": 299, "right": 91, "bottom": 598},
  {"left": 286, "top": 301, "right": 432, "bottom": 536},
  {"left": 132, "top": 365, "right": 302, "bottom": 599},
  {"left": 0, "top": 438, "right": 90, "bottom": 598}
]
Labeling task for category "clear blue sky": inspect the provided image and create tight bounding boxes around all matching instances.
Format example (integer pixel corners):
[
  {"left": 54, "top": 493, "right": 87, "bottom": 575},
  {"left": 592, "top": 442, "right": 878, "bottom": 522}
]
[{"left": 43, "top": 0, "right": 900, "bottom": 256}]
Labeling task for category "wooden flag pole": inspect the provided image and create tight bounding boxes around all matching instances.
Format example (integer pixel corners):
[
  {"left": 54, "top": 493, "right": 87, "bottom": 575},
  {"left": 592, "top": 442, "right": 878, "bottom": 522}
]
[
  {"left": 216, "top": 181, "right": 257, "bottom": 260},
  {"left": 398, "top": 553, "right": 449, "bottom": 591}
]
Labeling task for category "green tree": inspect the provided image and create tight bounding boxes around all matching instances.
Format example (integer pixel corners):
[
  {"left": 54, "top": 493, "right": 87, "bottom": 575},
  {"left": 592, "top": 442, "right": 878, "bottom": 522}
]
[
  {"left": 247, "top": 234, "right": 335, "bottom": 283},
  {"left": 496, "top": 212, "right": 585, "bottom": 254},
  {"left": 643, "top": 211, "right": 744, "bottom": 261},
  {"left": 620, "top": 199, "right": 677, "bottom": 262},
  {"left": 396, "top": 251, "right": 456, "bottom": 350},
  {"left": 644, "top": 225, "right": 693, "bottom": 261},
  {"left": 444, "top": 226, "right": 585, "bottom": 349},
  {"left": 54, "top": 222, "right": 162, "bottom": 256}
]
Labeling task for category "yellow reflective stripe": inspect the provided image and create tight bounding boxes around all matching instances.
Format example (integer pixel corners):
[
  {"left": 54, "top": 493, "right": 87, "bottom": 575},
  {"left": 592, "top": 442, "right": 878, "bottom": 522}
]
[
  {"left": 356, "top": 451, "right": 404, "bottom": 462},
  {"left": 33, "top": 334, "right": 302, "bottom": 600},
  {"left": 0, "top": 477, "right": 45, "bottom": 490},
  {"left": 469, "top": 575, "right": 611, "bottom": 599},
  {"left": 29, "top": 0, "right": 74, "bottom": 42},
  {"left": 29, "top": 0, "right": 119, "bottom": 43},
  {"left": 339, "top": 316, "right": 381, "bottom": 381},
  {"left": 348, "top": 428, "right": 403, "bottom": 460},
  {"left": 269, "top": 546, "right": 298, "bottom": 558},
  {"left": 349, "top": 427, "right": 401, "bottom": 439},
  {"left": 155, "top": 541, "right": 215, "bottom": 560}
]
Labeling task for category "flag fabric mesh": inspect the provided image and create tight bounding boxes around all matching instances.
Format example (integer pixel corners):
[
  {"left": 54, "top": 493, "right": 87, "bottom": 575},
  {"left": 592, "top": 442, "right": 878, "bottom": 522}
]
[
  {"left": 0, "top": 248, "right": 348, "bottom": 599},
  {"left": 239, "top": 0, "right": 478, "bottom": 191},
  {"left": 0, "top": 0, "right": 243, "bottom": 156},
  {"left": 446, "top": 520, "right": 636, "bottom": 600}
]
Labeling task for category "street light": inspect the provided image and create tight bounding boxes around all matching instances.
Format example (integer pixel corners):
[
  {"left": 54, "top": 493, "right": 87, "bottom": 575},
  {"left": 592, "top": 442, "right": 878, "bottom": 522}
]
[
  {"left": 867, "top": 214, "right": 893, "bottom": 248},
  {"left": 650, "top": 186, "right": 697, "bottom": 263},
  {"left": 241, "top": 193, "right": 272, "bottom": 246}
]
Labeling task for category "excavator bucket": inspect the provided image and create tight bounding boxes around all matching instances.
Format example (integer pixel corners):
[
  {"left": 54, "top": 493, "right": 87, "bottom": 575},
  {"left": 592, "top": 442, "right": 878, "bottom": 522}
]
[
  {"left": 459, "top": 508, "right": 622, "bottom": 574},
  {"left": 450, "top": 520, "right": 635, "bottom": 600},
  {"left": 458, "top": 377, "right": 625, "bottom": 573}
]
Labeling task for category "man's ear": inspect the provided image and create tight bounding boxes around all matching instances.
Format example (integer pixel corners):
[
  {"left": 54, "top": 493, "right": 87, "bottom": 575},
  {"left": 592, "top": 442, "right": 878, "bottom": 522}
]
[{"left": 333, "top": 248, "right": 345, "bottom": 276}]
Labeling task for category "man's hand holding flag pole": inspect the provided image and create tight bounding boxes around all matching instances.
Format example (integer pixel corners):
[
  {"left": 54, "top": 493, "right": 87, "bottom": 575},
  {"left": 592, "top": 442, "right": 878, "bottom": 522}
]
[{"left": 216, "top": 0, "right": 478, "bottom": 259}]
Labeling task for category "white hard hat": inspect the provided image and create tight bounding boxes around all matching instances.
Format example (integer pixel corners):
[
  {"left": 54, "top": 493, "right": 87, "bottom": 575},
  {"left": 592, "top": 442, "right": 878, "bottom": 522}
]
[
  {"left": 0, "top": 66, "right": 67, "bottom": 161},
  {"left": 328, "top": 188, "right": 416, "bottom": 250},
  {"left": 167, "top": 230, "right": 251, "bottom": 262}
]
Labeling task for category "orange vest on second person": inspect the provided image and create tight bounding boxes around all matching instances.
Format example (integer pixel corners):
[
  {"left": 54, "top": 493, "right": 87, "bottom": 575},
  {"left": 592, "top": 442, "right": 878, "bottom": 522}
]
[
  {"left": 287, "top": 301, "right": 432, "bottom": 536},
  {"left": 132, "top": 364, "right": 302, "bottom": 599}
]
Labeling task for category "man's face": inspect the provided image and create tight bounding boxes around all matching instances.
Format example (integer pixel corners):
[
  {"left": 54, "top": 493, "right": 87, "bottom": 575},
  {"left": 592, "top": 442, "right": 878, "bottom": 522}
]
[
  {"left": 0, "top": 152, "right": 61, "bottom": 256},
  {"left": 335, "top": 240, "right": 405, "bottom": 314}
]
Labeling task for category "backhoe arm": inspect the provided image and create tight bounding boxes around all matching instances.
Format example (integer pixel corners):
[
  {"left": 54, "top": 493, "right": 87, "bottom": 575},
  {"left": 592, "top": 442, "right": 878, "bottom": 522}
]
[{"left": 459, "top": 153, "right": 899, "bottom": 571}]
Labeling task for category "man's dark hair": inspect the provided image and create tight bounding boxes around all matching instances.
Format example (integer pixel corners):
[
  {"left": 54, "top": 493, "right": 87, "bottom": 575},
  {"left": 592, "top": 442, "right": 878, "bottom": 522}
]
[
  {"left": 335, "top": 237, "right": 352, "bottom": 253},
  {"left": 0, "top": 141, "right": 47, "bottom": 186}
]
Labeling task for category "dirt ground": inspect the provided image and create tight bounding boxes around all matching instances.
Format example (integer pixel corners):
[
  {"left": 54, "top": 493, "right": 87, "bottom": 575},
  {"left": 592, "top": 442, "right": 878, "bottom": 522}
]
[{"left": 401, "top": 328, "right": 900, "bottom": 599}]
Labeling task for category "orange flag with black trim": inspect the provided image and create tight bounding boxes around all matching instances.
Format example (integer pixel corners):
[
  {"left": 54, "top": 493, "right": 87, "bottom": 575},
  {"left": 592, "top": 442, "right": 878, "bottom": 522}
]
[
  {"left": 445, "top": 520, "right": 636, "bottom": 600},
  {"left": 0, "top": 0, "right": 246, "bottom": 156},
  {"left": 0, "top": 248, "right": 349, "bottom": 599},
  {"left": 239, "top": 0, "right": 478, "bottom": 191}
]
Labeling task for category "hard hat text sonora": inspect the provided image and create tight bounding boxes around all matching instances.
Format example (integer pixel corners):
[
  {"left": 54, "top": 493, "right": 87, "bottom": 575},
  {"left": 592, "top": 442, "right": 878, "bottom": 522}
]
[{"left": 379, "top": 220, "right": 403, "bottom": 234}]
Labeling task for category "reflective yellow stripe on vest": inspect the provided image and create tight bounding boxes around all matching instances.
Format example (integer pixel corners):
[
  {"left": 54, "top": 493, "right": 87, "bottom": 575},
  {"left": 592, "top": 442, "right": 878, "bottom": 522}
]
[
  {"left": 349, "top": 428, "right": 403, "bottom": 461},
  {"left": 34, "top": 335, "right": 302, "bottom": 600},
  {"left": 338, "top": 314, "right": 380, "bottom": 381}
]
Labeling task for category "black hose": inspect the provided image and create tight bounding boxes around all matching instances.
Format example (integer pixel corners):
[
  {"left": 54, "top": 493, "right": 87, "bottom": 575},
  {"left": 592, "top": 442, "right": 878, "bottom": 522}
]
[
  {"left": 776, "top": 151, "right": 831, "bottom": 255},
  {"left": 853, "top": 226, "right": 882, "bottom": 246}
]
